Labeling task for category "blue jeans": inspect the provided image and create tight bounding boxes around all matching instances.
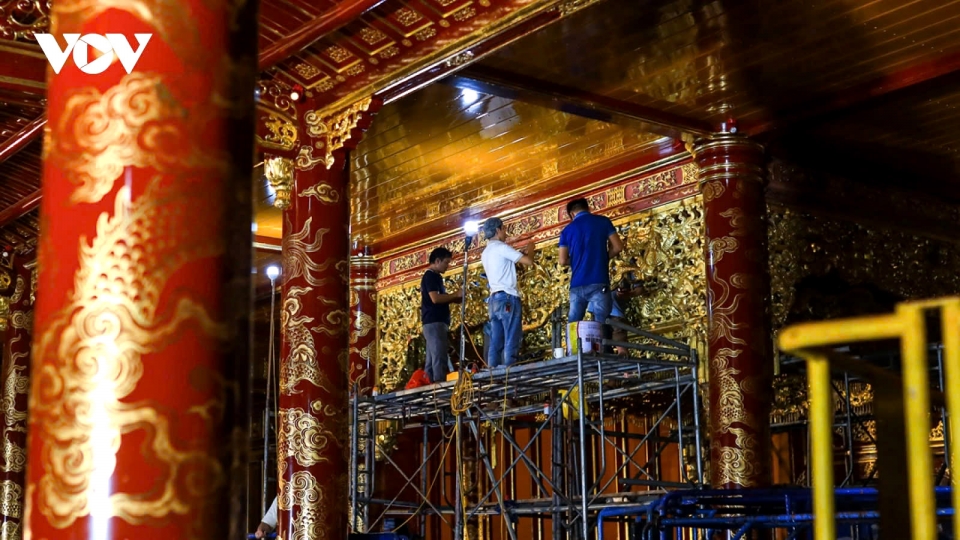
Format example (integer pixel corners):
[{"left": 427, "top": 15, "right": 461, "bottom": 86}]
[
  {"left": 569, "top": 283, "right": 612, "bottom": 324},
  {"left": 487, "top": 292, "right": 522, "bottom": 368}
]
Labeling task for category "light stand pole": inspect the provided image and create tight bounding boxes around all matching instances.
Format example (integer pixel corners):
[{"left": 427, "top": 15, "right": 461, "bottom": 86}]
[
  {"left": 263, "top": 265, "right": 280, "bottom": 517},
  {"left": 459, "top": 221, "right": 479, "bottom": 371}
]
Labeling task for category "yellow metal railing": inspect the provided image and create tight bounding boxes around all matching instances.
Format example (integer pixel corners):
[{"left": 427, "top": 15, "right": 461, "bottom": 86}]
[{"left": 778, "top": 297, "right": 960, "bottom": 540}]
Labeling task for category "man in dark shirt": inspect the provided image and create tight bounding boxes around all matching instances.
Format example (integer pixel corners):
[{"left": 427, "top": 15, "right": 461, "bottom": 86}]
[
  {"left": 559, "top": 197, "right": 623, "bottom": 324},
  {"left": 421, "top": 247, "right": 463, "bottom": 383}
]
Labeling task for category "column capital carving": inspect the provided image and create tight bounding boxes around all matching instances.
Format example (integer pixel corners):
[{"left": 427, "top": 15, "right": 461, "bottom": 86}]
[
  {"left": 693, "top": 133, "right": 766, "bottom": 186},
  {"left": 264, "top": 155, "right": 294, "bottom": 209},
  {"left": 299, "top": 96, "right": 383, "bottom": 171}
]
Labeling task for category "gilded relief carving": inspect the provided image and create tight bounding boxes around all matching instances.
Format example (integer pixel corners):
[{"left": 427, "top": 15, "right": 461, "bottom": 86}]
[
  {"left": 29, "top": 181, "right": 228, "bottom": 528},
  {"left": 0, "top": 0, "right": 49, "bottom": 41},
  {"left": 767, "top": 205, "right": 960, "bottom": 329},
  {"left": 304, "top": 98, "right": 374, "bottom": 169},
  {"left": 376, "top": 199, "right": 707, "bottom": 391},
  {"left": 264, "top": 157, "right": 294, "bottom": 209},
  {"left": 260, "top": 112, "right": 299, "bottom": 152}
]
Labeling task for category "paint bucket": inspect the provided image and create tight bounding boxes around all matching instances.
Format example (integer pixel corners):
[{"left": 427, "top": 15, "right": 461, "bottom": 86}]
[{"left": 566, "top": 321, "right": 604, "bottom": 355}]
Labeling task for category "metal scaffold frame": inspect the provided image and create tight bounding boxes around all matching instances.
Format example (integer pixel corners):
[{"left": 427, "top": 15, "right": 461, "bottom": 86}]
[{"left": 349, "top": 323, "right": 704, "bottom": 540}]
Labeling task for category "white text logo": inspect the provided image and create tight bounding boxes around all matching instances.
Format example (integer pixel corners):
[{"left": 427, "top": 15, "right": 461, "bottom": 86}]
[{"left": 35, "top": 34, "right": 152, "bottom": 75}]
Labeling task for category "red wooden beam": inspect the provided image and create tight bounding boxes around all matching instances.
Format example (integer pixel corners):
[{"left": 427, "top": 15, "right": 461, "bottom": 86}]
[
  {"left": 378, "top": 7, "right": 561, "bottom": 104},
  {"left": 0, "top": 115, "right": 44, "bottom": 164},
  {"left": 0, "top": 41, "right": 46, "bottom": 94},
  {"left": 0, "top": 189, "right": 41, "bottom": 229},
  {"left": 258, "top": 0, "right": 388, "bottom": 71}
]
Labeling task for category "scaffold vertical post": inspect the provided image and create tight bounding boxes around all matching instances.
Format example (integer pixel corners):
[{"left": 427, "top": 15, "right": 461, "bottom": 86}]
[
  {"left": 551, "top": 388, "right": 563, "bottom": 540},
  {"left": 421, "top": 423, "right": 429, "bottom": 536},
  {"left": 936, "top": 345, "right": 951, "bottom": 488},
  {"left": 365, "top": 402, "right": 377, "bottom": 531},
  {"left": 594, "top": 359, "right": 606, "bottom": 493},
  {"left": 455, "top": 414, "right": 464, "bottom": 540},
  {"left": 691, "top": 350, "right": 704, "bottom": 485},
  {"left": 674, "top": 366, "right": 685, "bottom": 483},
  {"left": 576, "top": 343, "right": 589, "bottom": 540},
  {"left": 842, "top": 373, "right": 854, "bottom": 486}
]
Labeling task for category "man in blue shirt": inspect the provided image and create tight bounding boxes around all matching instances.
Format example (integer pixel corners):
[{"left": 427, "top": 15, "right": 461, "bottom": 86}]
[{"left": 559, "top": 197, "right": 623, "bottom": 324}]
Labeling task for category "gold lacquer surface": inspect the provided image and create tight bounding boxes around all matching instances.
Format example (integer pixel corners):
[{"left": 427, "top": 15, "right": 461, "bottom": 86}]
[{"left": 350, "top": 84, "right": 665, "bottom": 247}]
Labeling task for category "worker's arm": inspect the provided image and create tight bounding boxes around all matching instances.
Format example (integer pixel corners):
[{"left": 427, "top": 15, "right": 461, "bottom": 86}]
[
  {"left": 558, "top": 246, "right": 570, "bottom": 266},
  {"left": 607, "top": 232, "right": 623, "bottom": 259},
  {"left": 507, "top": 243, "right": 535, "bottom": 267},
  {"left": 256, "top": 497, "right": 278, "bottom": 537},
  {"left": 429, "top": 291, "right": 463, "bottom": 304}
]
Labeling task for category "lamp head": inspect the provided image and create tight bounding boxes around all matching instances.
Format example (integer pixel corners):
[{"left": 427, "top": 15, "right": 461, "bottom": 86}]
[
  {"left": 463, "top": 220, "right": 479, "bottom": 237},
  {"left": 266, "top": 265, "right": 281, "bottom": 281}
]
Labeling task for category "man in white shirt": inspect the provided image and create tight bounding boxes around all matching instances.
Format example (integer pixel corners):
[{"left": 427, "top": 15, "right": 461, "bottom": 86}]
[
  {"left": 480, "top": 217, "right": 534, "bottom": 367},
  {"left": 255, "top": 497, "right": 277, "bottom": 538}
]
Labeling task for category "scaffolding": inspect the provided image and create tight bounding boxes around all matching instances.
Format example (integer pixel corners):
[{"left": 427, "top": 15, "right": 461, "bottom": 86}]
[{"left": 349, "top": 324, "right": 703, "bottom": 540}]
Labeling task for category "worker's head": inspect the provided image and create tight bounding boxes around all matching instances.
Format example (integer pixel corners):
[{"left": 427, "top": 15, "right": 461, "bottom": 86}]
[
  {"left": 566, "top": 198, "right": 590, "bottom": 219},
  {"left": 482, "top": 217, "right": 504, "bottom": 241},
  {"left": 429, "top": 247, "right": 454, "bottom": 272}
]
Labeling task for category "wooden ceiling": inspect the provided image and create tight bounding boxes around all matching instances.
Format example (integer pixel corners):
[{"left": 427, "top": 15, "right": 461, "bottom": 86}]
[
  {"left": 4, "top": 0, "right": 960, "bottom": 255},
  {"left": 476, "top": 0, "right": 960, "bottom": 132}
]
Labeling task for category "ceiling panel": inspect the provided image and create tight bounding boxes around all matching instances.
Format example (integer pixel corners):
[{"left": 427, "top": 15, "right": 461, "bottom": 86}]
[{"left": 477, "top": 0, "right": 960, "bottom": 130}]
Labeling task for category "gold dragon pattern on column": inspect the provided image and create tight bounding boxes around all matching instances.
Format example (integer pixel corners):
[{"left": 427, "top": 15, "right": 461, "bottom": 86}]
[
  {"left": 24, "top": 0, "right": 258, "bottom": 533},
  {"left": 277, "top": 96, "right": 380, "bottom": 540},
  {"left": 0, "top": 261, "right": 33, "bottom": 540},
  {"left": 695, "top": 133, "right": 773, "bottom": 489}
]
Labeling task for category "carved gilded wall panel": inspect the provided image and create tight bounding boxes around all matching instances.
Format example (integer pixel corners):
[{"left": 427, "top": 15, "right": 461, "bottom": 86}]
[
  {"left": 376, "top": 197, "right": 707, "bottom": 391},
  {"left": 767, "top": 204, "right": 960, "bottom": 430},
  {"left": 768, "top": 204, "right": 960, "bottom": 330}
]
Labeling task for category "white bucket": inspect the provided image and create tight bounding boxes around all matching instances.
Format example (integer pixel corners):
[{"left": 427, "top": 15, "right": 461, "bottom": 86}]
[{"left": 566, "top": 321, "right": 603, "bottom": 355}]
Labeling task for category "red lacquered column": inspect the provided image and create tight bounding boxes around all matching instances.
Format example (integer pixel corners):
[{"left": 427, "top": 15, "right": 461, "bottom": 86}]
[
  {"left": 26, "top": 0, "right": 258, "bottom": 536},
  {"left": 277, "top": 97, "right": 379, "bottom": 540},
  {"left": 349, "top": 247, "right": 377, "bottom": 396},
  {"left": 696, "top": 133, "right": 773, "bottom": 489},
  {"left": 0, "top": 260, "right": 33, "bottom": 540}
]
